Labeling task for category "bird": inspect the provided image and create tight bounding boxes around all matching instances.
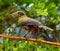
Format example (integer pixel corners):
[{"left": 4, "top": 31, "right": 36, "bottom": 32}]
[{"left": 10, "top": 11, "right": 54, "bottom": 38}]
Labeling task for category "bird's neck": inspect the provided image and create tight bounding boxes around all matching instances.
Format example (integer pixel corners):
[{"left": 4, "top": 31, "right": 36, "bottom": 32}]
[{"left": 20, "top": 15, "right": 28, "bottom": 19}]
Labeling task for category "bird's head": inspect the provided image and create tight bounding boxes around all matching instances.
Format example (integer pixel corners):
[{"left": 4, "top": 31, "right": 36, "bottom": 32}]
[
  {"left": 10, "top": 11, "right": 26, "bottom": 17},
  {"left": 11, "top": 11, "right": 27, "bottom": 26},
  {"left": 10, "top": 11, "right": 28, "bottom": 27},
  {"left": 16, "top": 11, "right": 25, "bottom": 17}
]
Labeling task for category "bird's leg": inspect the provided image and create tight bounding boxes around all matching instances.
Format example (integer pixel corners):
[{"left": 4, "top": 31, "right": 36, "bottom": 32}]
[
  {"left": 35, "top": 32, "right": 38, "bottom": 39},
  {"left": 24, "top": 31, "right": 30, "bottom": 37},
  {"left": 36, "top": 31, "right": 40, "bottom": 39},
  {"left": 29, "top": 31, "right": 33, "bottom": 38},
  {"left": 34, "top": 29, "right": 41, "bottom": 39},
  {"left": 24, "top": 32, "right": 28, "bottom": 37},
  {"left": 31, "top": 31, "right": 39, "bottom": 39}
]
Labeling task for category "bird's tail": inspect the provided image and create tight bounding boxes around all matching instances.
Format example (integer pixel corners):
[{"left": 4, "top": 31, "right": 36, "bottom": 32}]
[{"left": 39, "top": 25, "right": 53, "bottom": 31}]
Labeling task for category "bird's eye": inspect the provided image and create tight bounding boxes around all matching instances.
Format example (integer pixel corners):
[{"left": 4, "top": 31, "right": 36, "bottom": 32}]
[{"left": 18, "top": 12, "right": 25, "bottom": 16}]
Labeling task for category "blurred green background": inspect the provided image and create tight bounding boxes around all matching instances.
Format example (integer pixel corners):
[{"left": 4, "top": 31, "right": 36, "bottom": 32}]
[{"left": 0, "top": 0, "right": 60, "bottom": 51}]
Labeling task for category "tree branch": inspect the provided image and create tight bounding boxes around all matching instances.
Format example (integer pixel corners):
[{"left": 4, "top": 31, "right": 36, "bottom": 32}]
[{"left": 0, "top": 34, "right": 60, "bottom": 47}]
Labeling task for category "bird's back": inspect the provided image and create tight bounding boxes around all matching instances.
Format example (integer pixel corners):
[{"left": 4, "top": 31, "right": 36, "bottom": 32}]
[{"left": 18, "top": 16, "right": 42, "bottom": 26}]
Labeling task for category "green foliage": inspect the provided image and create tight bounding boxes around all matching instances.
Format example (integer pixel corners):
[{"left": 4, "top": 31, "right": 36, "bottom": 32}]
[
  {"left": 35, "top": 2, "right": 48, "bottom": 15},
  {"left": 47, "top": 2, "right": 56, "bottom": 15},
  {"left": 3, "top": 0, "right": 14, "bottom": 4},
  {"left": 14, "top": 0, "right": 33, "bottom": 5},
  {"left": 0, "top": 0, "right": 60, "bottom": 51},
  {"left": 0, "top": 0, "right": 4, "bottom": 6},
  {"left": 0, "top": 0, "right": 14, "bottom": 7},
  {"left": 0, "top": 39, "right": 59, "bottom": 51}
]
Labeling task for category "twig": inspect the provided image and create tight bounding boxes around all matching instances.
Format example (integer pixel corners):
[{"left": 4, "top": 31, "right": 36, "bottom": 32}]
[{"left": 0, "top": 34, "right": 60, "bottom": 47}]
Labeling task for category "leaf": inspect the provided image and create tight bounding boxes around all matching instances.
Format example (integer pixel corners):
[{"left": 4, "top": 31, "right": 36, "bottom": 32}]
[
  {"left": 47, "top": 3, "right": 56, "bottom": 15},
  {"left": 3, "top": 0, "right": 14, "bottom": 4},
  {"left": 36, "top": 9, "right": 48, "bottom": 15},
  {"left": 36, "top": 2, "right": 45, "bottom": 9},
  {"left": 0, "top": 0, "right": 4, "bottom": 6}
]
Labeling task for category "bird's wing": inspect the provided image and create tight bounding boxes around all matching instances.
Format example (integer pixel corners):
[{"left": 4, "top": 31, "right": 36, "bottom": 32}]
[
  {"left": 25, "top": 18, "right": 53, "bottom": 31},
  {"left": 38, "top": 25, "right": 53, "bottom": 31},
  {"left": 25, "top": 18, "right": 42, "bottom": 26}
]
